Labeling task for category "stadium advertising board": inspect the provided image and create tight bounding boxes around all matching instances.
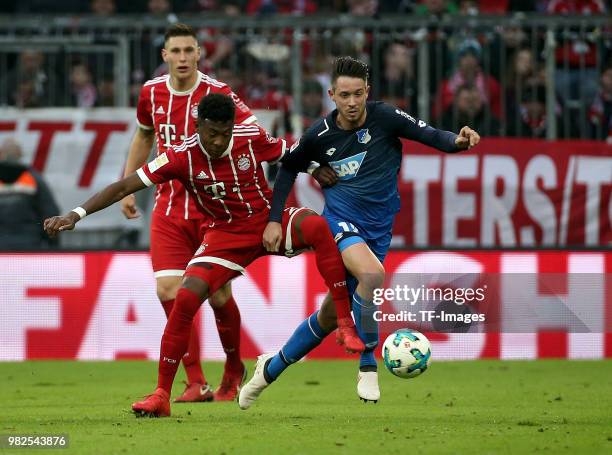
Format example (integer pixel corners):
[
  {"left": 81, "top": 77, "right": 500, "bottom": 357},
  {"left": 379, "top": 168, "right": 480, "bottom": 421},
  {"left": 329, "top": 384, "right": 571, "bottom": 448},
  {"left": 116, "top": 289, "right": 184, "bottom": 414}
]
[{"left": 1, "top": 251, "right": 610, "bottom": 361}]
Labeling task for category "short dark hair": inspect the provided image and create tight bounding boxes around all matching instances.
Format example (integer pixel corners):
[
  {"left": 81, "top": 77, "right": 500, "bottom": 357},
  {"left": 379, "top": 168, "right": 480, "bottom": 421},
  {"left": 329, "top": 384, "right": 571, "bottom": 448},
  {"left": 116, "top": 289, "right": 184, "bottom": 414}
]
[
  {"left": 198, "top": 93, "right": 235, "bottom": 123},
  {"left": 331, "top": 56, "right": 369, "bottom": 85},
  {"left": 164, "top": 23, "right": 197, "bottom": 45}
]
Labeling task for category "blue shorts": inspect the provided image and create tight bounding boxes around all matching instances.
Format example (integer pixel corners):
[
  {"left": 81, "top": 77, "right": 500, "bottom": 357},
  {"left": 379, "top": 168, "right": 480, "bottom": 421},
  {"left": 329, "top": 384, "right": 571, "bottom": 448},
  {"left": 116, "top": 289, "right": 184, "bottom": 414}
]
[
  {"left": 323, "top": 211, "right": 392, "bottom": 262},
  {"left": 323, "top": 211, "right": 392, "bottom": 297}
]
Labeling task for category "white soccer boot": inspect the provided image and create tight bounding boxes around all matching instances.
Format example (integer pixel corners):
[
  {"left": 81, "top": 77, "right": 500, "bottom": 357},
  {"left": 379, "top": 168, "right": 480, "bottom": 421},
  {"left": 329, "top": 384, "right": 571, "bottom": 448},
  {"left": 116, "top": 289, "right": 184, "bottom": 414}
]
[
  {"left": 238, "top": 353, "right": 274, "bottom": 410},
  {"left": 357, "top": 371, "right": 380, "bottom": 403}
]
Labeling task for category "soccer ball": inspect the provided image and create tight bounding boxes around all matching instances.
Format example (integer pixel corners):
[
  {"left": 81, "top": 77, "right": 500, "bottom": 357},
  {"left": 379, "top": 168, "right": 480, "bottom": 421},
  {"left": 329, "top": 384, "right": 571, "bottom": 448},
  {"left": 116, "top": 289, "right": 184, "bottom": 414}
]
[{"left": 382, "top": 329, "right": 432, "bottom": 379}]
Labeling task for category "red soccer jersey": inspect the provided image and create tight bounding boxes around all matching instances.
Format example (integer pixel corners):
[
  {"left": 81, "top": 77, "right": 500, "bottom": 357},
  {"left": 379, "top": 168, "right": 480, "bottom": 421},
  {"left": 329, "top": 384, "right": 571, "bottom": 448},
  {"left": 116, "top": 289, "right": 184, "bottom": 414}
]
[
  {"left": 136, "top": 71, "right": 257, "bottom": 220},
  {"left": 137, "top": 124, "right": 287, "bottom": 232}
]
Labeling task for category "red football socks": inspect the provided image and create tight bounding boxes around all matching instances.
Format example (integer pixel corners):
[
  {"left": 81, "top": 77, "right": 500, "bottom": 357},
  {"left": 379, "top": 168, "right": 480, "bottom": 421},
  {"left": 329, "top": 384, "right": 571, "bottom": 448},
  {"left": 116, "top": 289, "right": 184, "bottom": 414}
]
[
  {"left": 295, "top": 215, "right": 352, "bottom": 320},
  {"left": 212, "top": 296, "right": 242, "bottom": 374},
  {"left": 160, "top": 299, "right": 206, "bottom": 385},
  {"left": 157, "top": 288, "right": 203, "bottom": 394}
]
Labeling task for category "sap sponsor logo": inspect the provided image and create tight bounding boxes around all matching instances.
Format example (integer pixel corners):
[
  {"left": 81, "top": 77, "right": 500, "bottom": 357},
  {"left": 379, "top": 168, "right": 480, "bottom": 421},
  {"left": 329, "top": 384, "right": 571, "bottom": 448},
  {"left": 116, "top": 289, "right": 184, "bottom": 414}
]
[
  {"left": 356, "top": 128, "right": 371, "bottom": 144},
  {"left": 329, "top": 151, "right": 367, "bottom": 180}
]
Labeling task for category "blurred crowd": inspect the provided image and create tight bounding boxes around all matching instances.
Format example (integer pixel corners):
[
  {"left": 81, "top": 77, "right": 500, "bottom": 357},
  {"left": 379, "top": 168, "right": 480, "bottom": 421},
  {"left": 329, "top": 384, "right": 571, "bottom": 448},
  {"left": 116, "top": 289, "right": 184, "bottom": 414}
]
[
  {"left": 2, "top": 0, "right": 607, "bottom": 15},
  {"left": 0, "top": 0, "right": 610, "bottom": 141}
]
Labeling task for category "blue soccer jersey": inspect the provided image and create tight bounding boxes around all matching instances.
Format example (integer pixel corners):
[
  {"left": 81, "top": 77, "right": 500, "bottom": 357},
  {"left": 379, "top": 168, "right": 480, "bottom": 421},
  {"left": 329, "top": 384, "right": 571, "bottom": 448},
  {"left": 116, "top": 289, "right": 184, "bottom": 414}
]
[{"left": 270, "top": 101, "right": 460, "bottom": 260}]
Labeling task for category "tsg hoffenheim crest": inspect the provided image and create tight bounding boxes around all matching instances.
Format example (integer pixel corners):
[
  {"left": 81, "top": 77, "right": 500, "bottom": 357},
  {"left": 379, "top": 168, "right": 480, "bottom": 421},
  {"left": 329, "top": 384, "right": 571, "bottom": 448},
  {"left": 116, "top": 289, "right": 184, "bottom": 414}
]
[{"left": 356, "top": 128, "right": 371, "bottom": 144}]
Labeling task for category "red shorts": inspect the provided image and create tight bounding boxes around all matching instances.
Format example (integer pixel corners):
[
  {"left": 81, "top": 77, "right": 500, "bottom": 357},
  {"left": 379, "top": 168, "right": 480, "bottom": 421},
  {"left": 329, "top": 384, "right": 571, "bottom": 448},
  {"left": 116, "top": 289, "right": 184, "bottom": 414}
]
[
  {"left": 150, "top": 211, "right": 207, "bottom": 278},
  {"left": 184, "top": 207, "right": 315, "bottom": 295}
]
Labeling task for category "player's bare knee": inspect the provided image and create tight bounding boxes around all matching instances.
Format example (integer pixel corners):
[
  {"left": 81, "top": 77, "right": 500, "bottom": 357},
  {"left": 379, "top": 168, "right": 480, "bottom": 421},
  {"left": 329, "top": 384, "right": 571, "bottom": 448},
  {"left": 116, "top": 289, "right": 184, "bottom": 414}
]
[
  {"left": 356, "top": 266, "right": 385, "bottom": 294},
  {"left": 156, "top": 277, "right": 182, "bottom": 302},
  {"left": 209, "top": 283, "right": 232, "bottom": 308}
]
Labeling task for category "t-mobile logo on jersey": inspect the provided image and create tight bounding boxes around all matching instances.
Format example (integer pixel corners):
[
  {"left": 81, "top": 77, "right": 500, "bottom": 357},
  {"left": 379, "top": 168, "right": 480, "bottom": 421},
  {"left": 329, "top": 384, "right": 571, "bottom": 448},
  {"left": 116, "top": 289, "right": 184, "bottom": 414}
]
[
  {"left": 159, "top": 123, "right": 186, "bottom": 147},
  {"left": 204, "top": 182, "right": 227, "bottom": 200}
]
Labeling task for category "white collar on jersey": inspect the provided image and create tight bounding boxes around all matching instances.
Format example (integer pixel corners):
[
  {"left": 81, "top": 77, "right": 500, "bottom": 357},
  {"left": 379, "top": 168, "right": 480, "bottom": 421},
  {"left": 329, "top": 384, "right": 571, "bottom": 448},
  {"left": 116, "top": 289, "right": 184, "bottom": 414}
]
[
  {"left": 197, "top": 132, "right": 234, "bottom": 159},
  {"left": 166, "top": 71, "right": 204, "bottom": 96}
]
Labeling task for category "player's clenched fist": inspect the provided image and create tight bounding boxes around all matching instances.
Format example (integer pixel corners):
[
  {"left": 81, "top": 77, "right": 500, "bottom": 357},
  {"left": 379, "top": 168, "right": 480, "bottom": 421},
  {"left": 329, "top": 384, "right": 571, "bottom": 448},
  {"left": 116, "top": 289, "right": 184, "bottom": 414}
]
[
  {"left": 263, "top": 221, "right": 282, "bottom": 252},
  {"left": 120, "top": 194, "right": 140, "bottom": 219},
  {"left": 43, "top": 212, "right": 80, "bottom": 237},
  {"left": 312, "top": 165, "right": 338, "bottom": 188},
  {"left": 455, "top": 126, "right": 480, "bottom": 150}
]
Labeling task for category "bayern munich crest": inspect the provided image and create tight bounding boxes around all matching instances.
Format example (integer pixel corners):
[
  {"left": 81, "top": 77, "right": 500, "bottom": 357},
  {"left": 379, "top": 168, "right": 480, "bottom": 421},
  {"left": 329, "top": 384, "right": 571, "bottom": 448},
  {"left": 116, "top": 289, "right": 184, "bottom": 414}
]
[
  {"left": 237, "top": 154, "right": 250, "bottom": 171},
  {"left": 191, "top": 105, "right": 198, "bottom": 119}
]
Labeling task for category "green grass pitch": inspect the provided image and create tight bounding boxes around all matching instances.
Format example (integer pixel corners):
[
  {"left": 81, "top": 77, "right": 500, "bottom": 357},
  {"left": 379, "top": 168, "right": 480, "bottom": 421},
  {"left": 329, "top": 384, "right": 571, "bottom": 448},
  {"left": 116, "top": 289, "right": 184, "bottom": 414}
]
[{"left": 1, "top": 360, "right": 611, "bottom": 454}]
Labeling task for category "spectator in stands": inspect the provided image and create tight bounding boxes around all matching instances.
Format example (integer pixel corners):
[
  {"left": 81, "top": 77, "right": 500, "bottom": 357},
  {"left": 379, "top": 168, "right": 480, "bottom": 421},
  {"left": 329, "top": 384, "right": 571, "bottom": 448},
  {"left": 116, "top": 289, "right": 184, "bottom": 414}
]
[
  {"left": 505, "top": 48, "right": 545, "bottom": 130},
  {"left": 95, "top": 74, "right": 115, "bottom": 107},
  {"left": 546, "top": 0, "right": 607, "bottom": 105},
  {"left": 149, "top": 0, "right": 171, "bottom": 14},
  {"left": 246, "top": 0, "right": 317, "bottom": 15},
  {"left": 0, "top": 138, "right": 59, "bottom": 250},
  {"left": 302, "top": 78, "right": 326, "bottom": 129},
  {"left": 346, "top": 0, "right": 379, "bottom": 16},
  {"left": 588, "top": 64, "right": 612, "bottom": 142},
  {"left": 458, "top": 0, "right": 478, "bottom": 15},
  {"left": 90, "top": 0, "right": 116, "bottom": 15},
  {"left": 244, "top": 68, "right": 290, "bottom": 111},
  {"left": 441, "top": 84, "right": 501, "bottom": 135},
  {"left": 379, "top": 42, "right": 416, "bottom": 111},
  {"left": 2, "top": 49, "right": 56, "bottom": 107},
  {"left": 332, "top": 0, "right": 380, "bottom": 65},
  {"left": 433, "top": 39, "right": 502, "bottom": 120},
  {"left": 215, "top": 66, "right": 247, "bottom": 101},
  {"left": 180, "top": 0, "right": 242, "bottom": 14},
  {"left": 13, "top": 0, "right": 85, "bottom": 13},
  {"left": 415, "top": 0, "right": 458, "bottom": 16},
  {"left": 70, "top": 62, "right": 97, "bottom": 108},
  {"left": 377, "top": 0, "right": 416, "bottom": 13},
  {"left": 508, "top": 84, "right": 565, "bottom": 138},
  {"left": 13, "top": 77, "right": 44, "bottom": 108}
]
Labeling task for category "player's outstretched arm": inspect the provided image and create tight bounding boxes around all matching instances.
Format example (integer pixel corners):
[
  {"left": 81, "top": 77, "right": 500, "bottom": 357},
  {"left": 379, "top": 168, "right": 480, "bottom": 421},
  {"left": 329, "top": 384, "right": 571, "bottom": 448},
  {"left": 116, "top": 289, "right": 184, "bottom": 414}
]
[
  {"left": 44, "top": 174, "right": 147, "bottom": 237},
  {"left": 120, "top": 128, "right": 155, "bottom": 219},
  {"left": 390, "top": 105, "right": 480, "bottom": 153}
]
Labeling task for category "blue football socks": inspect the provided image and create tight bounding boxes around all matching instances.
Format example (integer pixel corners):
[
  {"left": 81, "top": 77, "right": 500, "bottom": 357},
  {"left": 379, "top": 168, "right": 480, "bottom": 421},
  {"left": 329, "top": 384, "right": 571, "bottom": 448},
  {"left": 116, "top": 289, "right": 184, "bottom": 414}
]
[
  {"left": 352, "top": 292, "right": 379, "bottom": 371},
  {"left": 265, "top": 311, "right": 328, "bottom": 382}
]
